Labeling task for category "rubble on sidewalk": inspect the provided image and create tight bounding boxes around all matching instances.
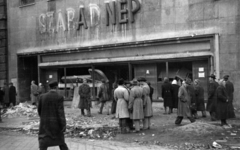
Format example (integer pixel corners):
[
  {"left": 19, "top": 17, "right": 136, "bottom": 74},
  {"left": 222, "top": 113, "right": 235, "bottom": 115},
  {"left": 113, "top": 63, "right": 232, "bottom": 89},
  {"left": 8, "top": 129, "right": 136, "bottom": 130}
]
[
  {"left": 1, "top": 102, "right": 38, "bottom": 118},
  {"left": 173, "top": 122, "right": 223, "bottom": 135}
]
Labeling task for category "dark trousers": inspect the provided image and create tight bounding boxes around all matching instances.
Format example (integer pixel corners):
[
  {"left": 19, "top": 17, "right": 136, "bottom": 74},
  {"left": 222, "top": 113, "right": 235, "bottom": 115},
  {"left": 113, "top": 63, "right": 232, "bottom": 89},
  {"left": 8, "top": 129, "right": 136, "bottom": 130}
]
[
  {"left": 127, "top": 118, "right": 134, "bottom": 129},
  {"left": 39, "top": 137, "right": 68, "bottom": 150},
  {"left": 175, "top": 116, "right": 195, "bottom": 125},
  {"left": 210, "top": 112, "right": 217, "bottom": 121},
  {"left": 221, "top": 119, "right": 227, "bottom": 126},
  {"left": 99, "top": 102, "right": 106, "bottom": 113}
]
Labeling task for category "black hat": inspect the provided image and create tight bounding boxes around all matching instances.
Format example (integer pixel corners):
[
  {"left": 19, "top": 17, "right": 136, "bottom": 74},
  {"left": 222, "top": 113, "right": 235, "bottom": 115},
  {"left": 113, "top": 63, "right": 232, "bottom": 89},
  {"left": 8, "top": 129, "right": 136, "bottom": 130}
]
[
  {"left": 49, "top": 81, "right": 58, "bottom": 88},
  {"left": 137, "top": 77, "right": 146, "bottom": 82},
  {"left": 223, "top": 75, "right": 229, "bottom": 80},
  {"left": 209, "top": 74, "right": 216, "bottom": 79}
]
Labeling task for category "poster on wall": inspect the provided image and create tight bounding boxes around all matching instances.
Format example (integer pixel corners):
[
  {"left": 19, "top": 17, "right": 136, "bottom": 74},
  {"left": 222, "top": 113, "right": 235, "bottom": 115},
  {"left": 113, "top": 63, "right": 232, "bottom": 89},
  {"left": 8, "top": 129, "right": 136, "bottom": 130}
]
[{"left": 198, "top": 73, "right": 205, "bottom": 78}]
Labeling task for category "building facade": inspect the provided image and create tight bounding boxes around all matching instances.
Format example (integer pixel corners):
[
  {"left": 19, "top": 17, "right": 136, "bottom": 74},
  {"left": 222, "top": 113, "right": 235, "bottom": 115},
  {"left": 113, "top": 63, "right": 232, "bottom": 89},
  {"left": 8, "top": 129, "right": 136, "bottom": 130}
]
[
  {"left": 0, "top": 0, "right": 7, "bottom": 85},
  {"left": 7, "top": 0, "right": 240, "bottom": 106}
]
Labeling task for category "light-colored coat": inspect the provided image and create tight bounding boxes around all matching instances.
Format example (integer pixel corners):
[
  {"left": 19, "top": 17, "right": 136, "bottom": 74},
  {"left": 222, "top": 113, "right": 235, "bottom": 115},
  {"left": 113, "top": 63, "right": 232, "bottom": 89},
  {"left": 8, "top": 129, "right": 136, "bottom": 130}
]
[
  {"left": 114, "top": 85, "right": 129, "bottom": 119},
  {"left": 31, "top": 84, "right": 38, "bottom": 103},
  {"left": 142, "top": 83, "right": 153, "bottom": 117},
  {"left": 128, "top": 85, "right": 144, "bottom": 120},
  {"left": 177, "top": 85, "right": 191, "bottom": 117}
]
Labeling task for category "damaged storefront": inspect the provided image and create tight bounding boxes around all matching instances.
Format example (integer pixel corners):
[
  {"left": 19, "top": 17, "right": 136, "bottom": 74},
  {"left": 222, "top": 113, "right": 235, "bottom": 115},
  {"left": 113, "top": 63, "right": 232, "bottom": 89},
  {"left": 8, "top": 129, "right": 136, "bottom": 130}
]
[
  {"left": 17, "top": 34, "right": 217, "bottom": 102},
  {"left": 9, "top": 0, "right": 240, "bottom": 105}
]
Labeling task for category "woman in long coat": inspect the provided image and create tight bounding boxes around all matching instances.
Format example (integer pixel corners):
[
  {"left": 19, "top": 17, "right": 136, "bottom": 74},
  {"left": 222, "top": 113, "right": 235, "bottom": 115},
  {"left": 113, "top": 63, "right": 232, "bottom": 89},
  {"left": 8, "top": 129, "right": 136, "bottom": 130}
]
[
  {"left": 172, "top": 80, "right": 180, "bottom": 110},
  {"left": 175, "top": 81, "right": 195, "bottom": 125},
  {"left": 216, "top": 79, "right": 235, "bottom": 126},
  {"left": 78, "top": 79, "right": 91, "bottom": 117},
  {"left": 128, "top": 80, "right": 144, "bottom": 132},
  {"left": 114, "top": 79, "right": 130, "bottom": 133},
  {"left": 162, "top": 77, "right": 173, "bottom": 114},
  {"left": 194, "top": 79, "right": 206, "bottom": 118}
]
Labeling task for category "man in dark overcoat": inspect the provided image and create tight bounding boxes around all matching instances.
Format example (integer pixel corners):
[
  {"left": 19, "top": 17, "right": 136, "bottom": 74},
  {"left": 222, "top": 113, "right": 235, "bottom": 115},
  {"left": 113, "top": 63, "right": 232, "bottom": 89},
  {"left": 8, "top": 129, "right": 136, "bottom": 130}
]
[
  {"left": 147, "top": 82, "right": 154, "bottom": 103},
  {"left": 223, "top": 75, "right": 235, "bottom": 118},
  {"left": 3, "top": 82, "right": 9, "bottom": 107},
  {"left": 78, "top": 79, "right": 91, "bottom": 117},
  {"left": 9, "top": 82, "right": 17, "bottom": 106},
  {"left": 216, "top": 79, "right": 235, "bottom": 127},
  {"left": 162, "top": 77, "right": 173, "bottom": 114},
  {"left": 38, "top": 81, "right": 69, "bottom": 150},
  {"left": 193, "top": 79, "right": 206, "bottom": 118},
  {"left": 97, "top": 79, "right": 110, "bottom": 114},
  {"left": 206, "top": 74, "right": 219, "bottom": 121}
]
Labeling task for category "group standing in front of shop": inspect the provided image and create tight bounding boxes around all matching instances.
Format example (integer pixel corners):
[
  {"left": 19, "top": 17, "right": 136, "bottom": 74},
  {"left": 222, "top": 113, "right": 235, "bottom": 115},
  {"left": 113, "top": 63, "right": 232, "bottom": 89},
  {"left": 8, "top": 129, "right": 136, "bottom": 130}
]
[
  {"left": 162, "top": 74, "right": 235, "bottom": 127},
  {"left": 77, "top": 72, "right": 236, "bottom": 132}
]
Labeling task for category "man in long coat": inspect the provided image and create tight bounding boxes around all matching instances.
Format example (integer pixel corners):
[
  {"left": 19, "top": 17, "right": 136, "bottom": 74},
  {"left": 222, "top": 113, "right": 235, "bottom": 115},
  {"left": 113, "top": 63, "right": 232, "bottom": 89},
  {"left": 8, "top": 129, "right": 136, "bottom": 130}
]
[
  {"left": 97, "top": 79, "right": 110, "bottom": 114},
  {"left": 216, "top": 79, "right": 235, "bottom": 127},
  {"left": 186, "top": 78, "right": 197, "bottom": 119},
  {"left": 138, "top": 77, "right": 153, "bottom": 130},
  {"left": 114, "top": 78, "right": 130, "bottom": 133},
  {"left": 3, "top": 82, "right": 9, "bottom": 107},
  {"left": 38, "top": 81, "right": 69, "bottom": 150},
  {"left": 175, "top": 80, "right": 195, "bottom": 125},
  {"left": 206, "top": 74, "right": 219, "bottom": 121},
  {"left": 78, "top": 79, "right": 91, "bottom": 117},
  {"left": 223, "top": 75, "right": 235, "bottom": 118},
  {"left": 162, "top": 77, "right": 173, "bottom": 114},
  {"left": 9, "top": 82, "right": 17, "bottom": 106},
  {"left": 147, "top": 82, "right": 154, "bottom": 103},
  {"left": 194, "top": 79, "right": 206, "bottom": 118},
  {"left": 128, "top": 80, "right": 144, "bottom": 133},
  {"left": 31, "top": 80, "right": 38, "bottom": 105}
]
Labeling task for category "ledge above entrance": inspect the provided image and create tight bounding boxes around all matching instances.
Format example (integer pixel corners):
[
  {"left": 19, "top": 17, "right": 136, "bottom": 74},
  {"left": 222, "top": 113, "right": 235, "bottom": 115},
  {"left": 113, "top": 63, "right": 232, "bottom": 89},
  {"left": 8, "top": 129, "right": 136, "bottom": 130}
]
[{"left": 38, "top": 51, "right": 213, "bottom": 68}]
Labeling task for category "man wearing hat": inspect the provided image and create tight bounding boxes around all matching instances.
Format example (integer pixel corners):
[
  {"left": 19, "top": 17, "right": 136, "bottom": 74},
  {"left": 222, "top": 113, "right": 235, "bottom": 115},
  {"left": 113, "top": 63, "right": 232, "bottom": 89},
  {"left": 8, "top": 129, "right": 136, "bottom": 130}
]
[
  {"left": 38, "top": 81, "right": 69, "bottom": 150},
  {"left": 193, "top": 79, "right": 207, "bottom": 118},
  {"left": 9, "top": 82, "right": 17, "bottom": 106},
  {"left": 128, "top": 79, "right": 144, "bottom": 133},
  {"left": 223, "top": 75, "right": 235, "bottom": 118},
  {"left": 175, "top": 80, "right": 195, "bottom": 125},
  {"left": 206, "top": 74, "right": 219, "bottom": 121},
  {"left": 137, "top": 77, "right": 153, "bottom": 130}
]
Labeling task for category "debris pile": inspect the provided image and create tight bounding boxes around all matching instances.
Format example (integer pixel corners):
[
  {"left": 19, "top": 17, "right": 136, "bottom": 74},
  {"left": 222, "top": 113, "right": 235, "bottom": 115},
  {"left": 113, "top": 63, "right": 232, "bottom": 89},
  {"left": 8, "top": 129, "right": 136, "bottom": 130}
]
[
  {"left": 1, "top": 103, "right": 38, "bottom": 118},
  {"left": 173, "top": 122, "right": 223, "bottom": 135},
  {"left": 21, "top": 115, "right": 119, "bottom": 139}
]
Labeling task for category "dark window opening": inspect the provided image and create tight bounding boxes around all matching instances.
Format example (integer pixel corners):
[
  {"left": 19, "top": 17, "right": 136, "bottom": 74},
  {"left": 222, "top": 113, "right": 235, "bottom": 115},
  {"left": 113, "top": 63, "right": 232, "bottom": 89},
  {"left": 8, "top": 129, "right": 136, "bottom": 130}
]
[{"left": 20, "top": 0, "right": 35, "bottom": 6}]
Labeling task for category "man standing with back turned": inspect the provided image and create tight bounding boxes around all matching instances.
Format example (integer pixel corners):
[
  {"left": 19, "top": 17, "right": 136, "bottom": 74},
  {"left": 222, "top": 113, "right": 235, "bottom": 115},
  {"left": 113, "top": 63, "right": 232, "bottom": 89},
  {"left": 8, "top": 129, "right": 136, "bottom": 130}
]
[{"left": 38, "top": 81, "right": 69, "bottom": 150}]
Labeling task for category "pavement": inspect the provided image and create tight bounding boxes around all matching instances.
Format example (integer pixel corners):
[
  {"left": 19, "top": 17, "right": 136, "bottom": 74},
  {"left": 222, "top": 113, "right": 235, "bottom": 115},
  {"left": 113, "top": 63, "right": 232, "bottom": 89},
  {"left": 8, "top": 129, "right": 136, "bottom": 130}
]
[
  {"left": 0, "top": 101, "right": 171, "bottom": 150},
  {"left": 0, "top": 133, "right": 170, "bottom": 150}
]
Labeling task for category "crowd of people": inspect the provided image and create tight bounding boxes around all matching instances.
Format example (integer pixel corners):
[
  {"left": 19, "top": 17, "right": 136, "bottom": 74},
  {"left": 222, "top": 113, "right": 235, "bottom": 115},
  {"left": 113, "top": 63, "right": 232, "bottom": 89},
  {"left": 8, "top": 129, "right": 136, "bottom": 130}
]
[{"left": 78, "top": 73, "right": 236, "bottom": 132}]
